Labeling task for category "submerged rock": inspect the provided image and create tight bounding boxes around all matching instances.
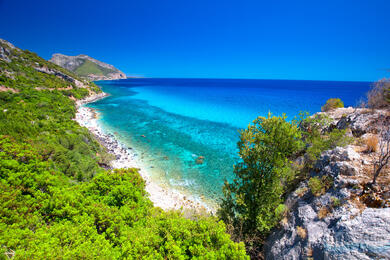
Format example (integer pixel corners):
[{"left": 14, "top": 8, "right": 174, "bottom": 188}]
[{"left": 196, "top": 156, "right": 205, "bottom": 165}]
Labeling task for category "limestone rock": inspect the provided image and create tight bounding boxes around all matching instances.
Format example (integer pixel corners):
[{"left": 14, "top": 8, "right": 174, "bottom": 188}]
[
  {"left": 0, "top": 39, "right": 15, "bottom": 62},
  {"left": 265, "top": 142, "right": 390, "bottom": 259},
  {"left": 316, "top": 107, "right": 390, "bottom": 137}
]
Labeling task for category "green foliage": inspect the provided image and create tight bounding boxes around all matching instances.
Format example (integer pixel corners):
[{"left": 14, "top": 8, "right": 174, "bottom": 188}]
[
  {"left": 306, "top": 128, "right": 352, "bottom": 163},
  {"left": 308, "top": 176, "right": 333, "bottom": 196},
  {"left": 219, "top": 111, "right": 354, "bottom": 256},
  {"left": 74, "top": 59, "right": 116, "bottom": 77},
  {"left": 219, "top": 114, "right": 304, "bottom": 238},
  {"left": 0, "top": 137, "right": 247, "bottom": 259},
  {"left": 321, "top": 98, "right": 344, "bottom": 112},
  {"left": 0, "top": 88, "right": 106, "bottom": 180},
  {"left": 0, "top": 40, "right": 247, "bottom": 258},
  {"left": 331, "top": 197, "right": 341, "bottom": 208},
  {"left": 299, "top": 113, "right": 352, "bottom": 166}
]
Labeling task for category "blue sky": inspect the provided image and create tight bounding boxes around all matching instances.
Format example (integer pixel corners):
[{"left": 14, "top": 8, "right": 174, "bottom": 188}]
[{"left": 0, "top": 0, "right": 389, "bottom": 81}]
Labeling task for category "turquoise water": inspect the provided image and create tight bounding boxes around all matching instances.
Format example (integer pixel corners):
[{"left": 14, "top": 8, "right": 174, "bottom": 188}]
[{"left": 88, "top": 78, "right": 370, "bottom": 205}]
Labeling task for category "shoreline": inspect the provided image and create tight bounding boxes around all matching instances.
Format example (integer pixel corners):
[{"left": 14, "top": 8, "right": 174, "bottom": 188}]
[{"left": 75, "top": 92, "right": 215, "bottom": 213}]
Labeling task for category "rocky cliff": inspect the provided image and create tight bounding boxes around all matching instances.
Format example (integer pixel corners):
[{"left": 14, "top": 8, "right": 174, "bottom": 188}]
[
  {"left": 49, "top": 53, "right": 127, "bottom": 81},
  {"left": 265, "top": 107, "right": 390, "bottom": 259}
]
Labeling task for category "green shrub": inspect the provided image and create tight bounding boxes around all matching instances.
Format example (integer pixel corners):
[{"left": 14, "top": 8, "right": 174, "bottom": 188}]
[
  {"left": 299, "top": 113, "right": 353, "bottom": 166},
  {"left": 218, "top": 113, "right": 304, "bottom": 244},
  {"left": 308, "top": 177, "right": 322, "bottom": 196},
  {"left": 331, "top": 197, "right": 341, "bottom": 208},
  {"left": 305, "top": 128, "right": 352, "bottom": 165},
  {"left": 321, "top": 98, "right": 344, "bottom": 112},
  {"left": 308, "top": 176, "right": 333, "bottom": 196}
]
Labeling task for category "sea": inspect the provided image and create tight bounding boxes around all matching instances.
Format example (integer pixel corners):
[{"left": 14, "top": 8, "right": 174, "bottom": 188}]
[{"left": 87, "top": 78, "right": 371, "bottom": 206}]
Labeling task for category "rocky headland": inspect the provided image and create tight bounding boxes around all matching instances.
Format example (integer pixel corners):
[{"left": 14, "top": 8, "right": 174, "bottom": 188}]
[
  {"left": 50, "top": 53, "right": 127, "bottom": 81},
  {"left": 265, "top": 107, "right": 390, "bottom": 259}
]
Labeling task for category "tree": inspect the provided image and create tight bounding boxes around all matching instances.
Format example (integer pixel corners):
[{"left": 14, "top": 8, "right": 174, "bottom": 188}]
[{"left": 218, "top": 114, "right": 304, "bottom": 240}]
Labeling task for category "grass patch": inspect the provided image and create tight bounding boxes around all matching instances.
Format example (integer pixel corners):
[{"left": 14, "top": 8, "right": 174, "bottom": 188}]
[{"left": 365, "top": 135, "right": 378, "bottom": 153}]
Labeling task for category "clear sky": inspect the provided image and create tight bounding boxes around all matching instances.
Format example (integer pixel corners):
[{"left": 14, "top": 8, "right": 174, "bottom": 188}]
[{"left": 0, "top": 0, "right": 389, "bottom": 81}]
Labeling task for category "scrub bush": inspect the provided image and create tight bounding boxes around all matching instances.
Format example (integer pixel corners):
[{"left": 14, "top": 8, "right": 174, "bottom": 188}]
[
  {"left": 366, "top": 78, "right": 390, "bottom": 108},
  {"left": 321, "top": 98, "right": 344, "bottom": 112}
]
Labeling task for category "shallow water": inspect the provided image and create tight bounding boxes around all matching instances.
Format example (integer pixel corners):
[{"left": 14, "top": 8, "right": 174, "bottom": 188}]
[{"left": 88, "top": 78, "right": 370, "bottom": 204}]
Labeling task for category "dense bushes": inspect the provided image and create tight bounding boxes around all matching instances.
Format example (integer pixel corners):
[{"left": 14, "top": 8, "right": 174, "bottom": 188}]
[
  {"left": 0, "top": 136, "right": 247, "bottom": 259},
  {"left": 321, "top": 98, "right": 344, "bottom": 112},
  {"left": 0, "top": 43, "right": 248, "bottom": 258},
  {"left": 0, "top": 88, "right": 106, "bottom": 181}
]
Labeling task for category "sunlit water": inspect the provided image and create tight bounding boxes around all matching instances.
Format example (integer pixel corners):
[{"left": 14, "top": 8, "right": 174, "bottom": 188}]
[{"left": 88, "top": 78, "right": 370, "bottom": 205}]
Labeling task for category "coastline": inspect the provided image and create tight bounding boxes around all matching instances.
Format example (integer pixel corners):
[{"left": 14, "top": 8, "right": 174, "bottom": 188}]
[{"left": 75, "top": 92, "right": 215, "bottom": 213}]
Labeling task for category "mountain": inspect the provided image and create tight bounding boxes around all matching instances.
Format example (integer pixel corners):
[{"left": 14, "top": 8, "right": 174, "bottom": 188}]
[{"left": 50, "top": 53, "right": 127, "bottom": 81}]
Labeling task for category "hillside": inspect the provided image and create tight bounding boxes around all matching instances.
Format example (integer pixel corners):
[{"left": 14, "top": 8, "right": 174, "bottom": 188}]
[
  {"left": 0, "top": 39, "right": 247, "bottom": 259},
  {"left": 50, "top": 53, "right": 127, "bottom": 81}
]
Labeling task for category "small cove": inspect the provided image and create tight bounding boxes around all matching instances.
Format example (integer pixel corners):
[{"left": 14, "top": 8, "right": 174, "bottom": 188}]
[{"left": 88, "top": 78, "right": 371, "bottom": 206}]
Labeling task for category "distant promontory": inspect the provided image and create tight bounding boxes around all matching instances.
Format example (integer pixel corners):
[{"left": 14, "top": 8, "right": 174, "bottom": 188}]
[{"left": 49, "top": 53, "right": 127, "bottom": 81}]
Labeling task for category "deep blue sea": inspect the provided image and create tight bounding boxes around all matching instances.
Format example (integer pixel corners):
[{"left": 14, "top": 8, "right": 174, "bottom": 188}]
[{"left": 88, "top": 78, "right": 370, "bottom": 206}]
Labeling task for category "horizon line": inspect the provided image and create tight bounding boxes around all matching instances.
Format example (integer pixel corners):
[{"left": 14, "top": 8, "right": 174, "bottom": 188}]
[{"left": 119, "top": 76, "right": 374, "bottom": 83}]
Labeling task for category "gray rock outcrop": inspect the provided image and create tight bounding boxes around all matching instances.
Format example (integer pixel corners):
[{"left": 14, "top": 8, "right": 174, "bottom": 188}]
[
  {"left": 317, "top": 107, "right": 389, "bottom": 137},
  {"left": 265, "top": 147, "right": 390, "bottom": 259},
  {"left": 265, "top": 108, "right": 390, "bottom": 260},
  {"left": 0, "top": 39, "right": 17, "bottom": 63}
]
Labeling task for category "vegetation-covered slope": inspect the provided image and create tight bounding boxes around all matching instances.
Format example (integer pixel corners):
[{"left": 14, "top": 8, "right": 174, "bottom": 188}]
[
  {"left": 50, "top": 53, "right": 127, "bottom": 81},
  {"left": 0, "top": 39, "right": 247, "bottom": 259},
  {"left": 218, "top": 84, "right": 390, "bottom": 258},
  {"left": 74, "top": 59, "right": 113, "bottom": 77}
]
